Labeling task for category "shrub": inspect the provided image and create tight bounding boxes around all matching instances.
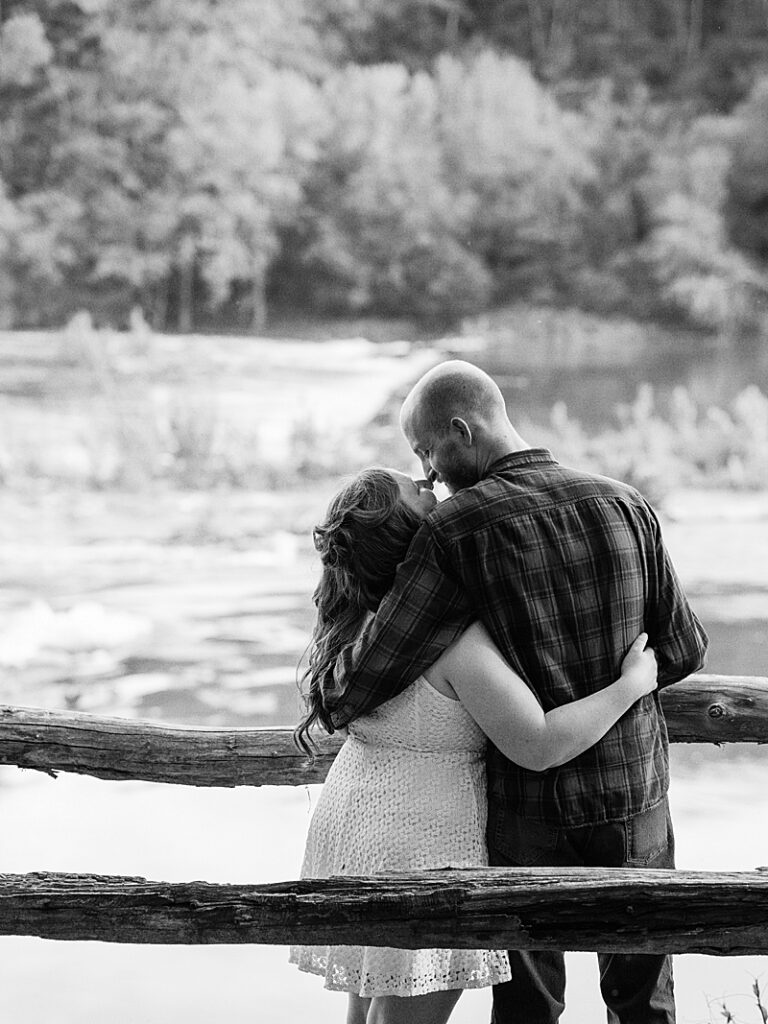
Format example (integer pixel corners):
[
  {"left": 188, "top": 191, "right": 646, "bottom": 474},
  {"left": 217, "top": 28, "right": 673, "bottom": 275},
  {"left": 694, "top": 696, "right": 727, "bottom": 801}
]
[{"left": 529, "top": 382, "right": 768, "bottom": 504}]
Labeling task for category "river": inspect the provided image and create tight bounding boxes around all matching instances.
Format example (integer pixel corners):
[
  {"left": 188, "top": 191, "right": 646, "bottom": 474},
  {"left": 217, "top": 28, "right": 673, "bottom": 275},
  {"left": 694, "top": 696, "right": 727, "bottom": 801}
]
[
  {"left": 478, "top": 308, "right": 768, "bottom": 430},
  {"left": 0, "top": 490, "right": 766, "bottom": 1024}
]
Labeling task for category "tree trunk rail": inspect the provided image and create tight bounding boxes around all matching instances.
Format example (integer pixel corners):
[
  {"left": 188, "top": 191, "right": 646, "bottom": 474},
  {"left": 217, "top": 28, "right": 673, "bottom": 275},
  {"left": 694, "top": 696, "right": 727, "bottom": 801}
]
[
  {"left": 2, "top": 675, "right": 768, "bottom": 954},
  {"left": 2, "top": 867, "right": 768, "bottom": 954},
  {"left": 0, "top": 674, "right": 766, "bottom": 788}
]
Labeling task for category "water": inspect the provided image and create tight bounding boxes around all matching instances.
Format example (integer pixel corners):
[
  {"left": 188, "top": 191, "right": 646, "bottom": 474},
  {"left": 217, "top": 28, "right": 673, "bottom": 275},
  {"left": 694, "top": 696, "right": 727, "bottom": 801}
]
[
  {"left": 483, "top": 327, "right": 768, "bottom": 429},
  {"left": 0, "top": 497, "right": 766, "bottom": 1023},
  {"left": 0, "top": 334, "right": 766, "bottom": 1022}
]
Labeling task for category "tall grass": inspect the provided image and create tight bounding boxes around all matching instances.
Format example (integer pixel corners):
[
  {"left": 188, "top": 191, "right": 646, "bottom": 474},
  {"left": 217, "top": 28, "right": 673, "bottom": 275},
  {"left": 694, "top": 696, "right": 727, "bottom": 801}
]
[
  {"left": 529, "top": 383, "right": 768, "bottom": 505},
  {"left": 4, "top": 314, "right": 767, "bottom": 498},
  {"left": 2, "top": 313, "right": 366, "bottom": 490},
  {"left": 712, "top": 976, "right": 768, "bottom": 1023}
]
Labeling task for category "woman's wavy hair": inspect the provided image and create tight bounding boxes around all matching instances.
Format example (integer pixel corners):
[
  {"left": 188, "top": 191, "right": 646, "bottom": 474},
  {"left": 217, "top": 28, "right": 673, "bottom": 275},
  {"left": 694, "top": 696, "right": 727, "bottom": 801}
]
[{"left": 294, "top": 467, "right": 424, "bottom": 756}]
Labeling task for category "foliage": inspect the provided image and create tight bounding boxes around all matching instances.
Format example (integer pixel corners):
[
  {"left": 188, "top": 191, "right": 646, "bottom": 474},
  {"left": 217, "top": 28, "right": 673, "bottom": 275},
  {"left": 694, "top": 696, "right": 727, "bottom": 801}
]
[
  {"left": 9, "top": 315, "right": 367, "bottom": 490},
  {"left": 8, "top": 317, "right": 768, "bottom": 497},
  {"left": 715, "top": 975, "right": 768, "bottom": 1024},
  {"left": 415, "top": 0, "right": 768, "bottom": 105},
  {"left": 311, "top": 0, "right": 469, "bottom": 67},
  {"left": 638, "top": 114, "right": 768, "bottom": 335},
  {"left": 727, "top": 76, "right": 768, "bottom": 270},
  {"left": 435, "top": 52, "right": 595, "bottom": 301},
  {"left": 0, "top": 11, "right": 53, "bottom": 86},
  {"left": 277, "top": 60, "right": 494, "bottom": 323},
  {"left": 2, "top": 0, "right": 768, "bottom": 331},
  {"left": 531, "top": 382, "right": 768, "bottom": 504},
  {"left": 278, "top": 52, "right": 601, "bottom": 320},
  {"left": 564, "top": 83, "right": 661, "bottom": 315},
  {"left": 0, "top": 0, "right": 326, "bottom": 330}
]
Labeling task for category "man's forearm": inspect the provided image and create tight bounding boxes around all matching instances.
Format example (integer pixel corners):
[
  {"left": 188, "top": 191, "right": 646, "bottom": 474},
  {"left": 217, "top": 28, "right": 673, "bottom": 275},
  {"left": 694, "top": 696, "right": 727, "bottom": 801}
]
[
  {"left": 325, "top": 638, "right": 411, "bottom": 730},
  {"left": 319, "top": 519, "right": 473, "bottom": 729},
  {"left": 327, "top": 612, "right": 469, "bottom": 728}
]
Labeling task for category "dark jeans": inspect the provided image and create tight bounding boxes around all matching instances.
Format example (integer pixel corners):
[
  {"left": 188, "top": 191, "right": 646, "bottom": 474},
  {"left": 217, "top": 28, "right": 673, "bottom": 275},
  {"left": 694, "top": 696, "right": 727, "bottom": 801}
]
[{"left": 488, "top": 797, "right": 676, "bottom": 1024}]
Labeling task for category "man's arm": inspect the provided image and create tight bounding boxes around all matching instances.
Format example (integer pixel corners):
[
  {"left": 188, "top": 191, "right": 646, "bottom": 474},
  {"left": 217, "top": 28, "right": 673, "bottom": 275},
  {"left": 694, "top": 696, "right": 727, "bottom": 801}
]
[
  {"left": 323, "top": 520, "right": 472, "bottom": 729},
  {"left": 643, "top": 502, "right": 709, "bottom": 687}
]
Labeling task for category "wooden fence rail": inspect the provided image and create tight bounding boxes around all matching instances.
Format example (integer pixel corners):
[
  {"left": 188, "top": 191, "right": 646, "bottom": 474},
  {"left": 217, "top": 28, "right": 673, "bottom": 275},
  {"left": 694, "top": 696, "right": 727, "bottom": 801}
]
[
  {"left": 2, "top": 674, "right": 767, "bottom": 956},
  {"left": 1, "top": 674, "right": 766, "bottom": 788},
  {"left": 2, "top": 867, "right": 768, "bottom": 954}
]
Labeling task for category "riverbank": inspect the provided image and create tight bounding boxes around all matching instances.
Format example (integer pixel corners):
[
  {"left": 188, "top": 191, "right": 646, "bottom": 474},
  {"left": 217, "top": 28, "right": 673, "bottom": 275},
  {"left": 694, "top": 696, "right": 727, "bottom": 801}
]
[{"left": 1, "top": 325, "right": 767, "bottom": 497}]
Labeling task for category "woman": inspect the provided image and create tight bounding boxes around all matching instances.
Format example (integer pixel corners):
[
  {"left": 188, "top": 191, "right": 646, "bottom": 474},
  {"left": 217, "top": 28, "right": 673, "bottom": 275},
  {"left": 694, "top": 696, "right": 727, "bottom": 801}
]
[{"left": 291, "top": 467, "right": 657, "bottom": 1024}]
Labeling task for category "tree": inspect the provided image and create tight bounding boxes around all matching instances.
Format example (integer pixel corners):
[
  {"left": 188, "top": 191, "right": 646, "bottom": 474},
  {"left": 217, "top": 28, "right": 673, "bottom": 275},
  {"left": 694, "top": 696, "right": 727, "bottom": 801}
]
[
  {"left": 640, "top": 114, "right": 768, "bottom": 335},
  {"left": 0, "top": 0, "right": 326, "bottom": 329},
  {"left": 77, "top": 0, "right": 326, "bottom": 331},
  {"left": 282, "top": 62, "right": 491, "bottom": 324},
  {"left": 727, "top": 76, "right": 768, "bottom": 263},
  {"left": 564, "top": 82, "right": 662, "bottom": 315},
  {"left": 311, "top": 0, "right": 473, "bottom": 68},
  {"left": 0, "top": 9, "right": 53, "bottom": 87},
  {"left": 435, "top": 52, "right": 595, "bottom": 301}
]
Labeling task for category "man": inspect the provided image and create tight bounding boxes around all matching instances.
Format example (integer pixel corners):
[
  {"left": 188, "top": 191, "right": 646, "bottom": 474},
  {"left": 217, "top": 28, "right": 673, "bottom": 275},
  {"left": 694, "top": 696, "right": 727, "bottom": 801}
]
[{"left": 324, "top": 360, "right": 708, "bottom": 1024}]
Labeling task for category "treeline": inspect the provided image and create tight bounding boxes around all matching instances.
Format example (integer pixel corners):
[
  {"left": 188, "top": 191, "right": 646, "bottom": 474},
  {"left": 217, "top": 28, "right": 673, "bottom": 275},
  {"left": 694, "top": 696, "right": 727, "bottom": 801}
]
[{"left": 2, "top": 0, "right": 768, "bottom": 334}]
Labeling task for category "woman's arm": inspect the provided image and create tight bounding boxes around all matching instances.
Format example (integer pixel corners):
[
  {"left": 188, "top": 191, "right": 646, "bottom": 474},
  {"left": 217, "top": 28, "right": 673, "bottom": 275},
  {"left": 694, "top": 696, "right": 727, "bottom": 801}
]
[{"left": 428, "top": 623, "right": 657, "bottom": 771}]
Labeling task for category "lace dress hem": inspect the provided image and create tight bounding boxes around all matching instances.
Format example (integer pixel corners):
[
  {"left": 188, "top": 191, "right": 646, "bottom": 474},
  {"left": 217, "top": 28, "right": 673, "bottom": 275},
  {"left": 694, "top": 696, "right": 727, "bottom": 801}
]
[{"left": 288, "top": 944, "right": 512, "bottom": 997}]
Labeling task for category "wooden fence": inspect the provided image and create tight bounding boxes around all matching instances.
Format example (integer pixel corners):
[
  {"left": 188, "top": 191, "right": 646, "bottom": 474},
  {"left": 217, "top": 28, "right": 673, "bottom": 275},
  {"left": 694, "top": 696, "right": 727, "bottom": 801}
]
[{"left": 1, "top": 672, "right": 767, "bottom": 955}]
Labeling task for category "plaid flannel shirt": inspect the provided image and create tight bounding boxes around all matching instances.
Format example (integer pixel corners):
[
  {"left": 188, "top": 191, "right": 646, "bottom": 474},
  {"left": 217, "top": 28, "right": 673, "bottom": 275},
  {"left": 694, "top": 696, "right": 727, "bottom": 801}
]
[{"left": 324, "top": 449, "right": 708, "bottom": 826}]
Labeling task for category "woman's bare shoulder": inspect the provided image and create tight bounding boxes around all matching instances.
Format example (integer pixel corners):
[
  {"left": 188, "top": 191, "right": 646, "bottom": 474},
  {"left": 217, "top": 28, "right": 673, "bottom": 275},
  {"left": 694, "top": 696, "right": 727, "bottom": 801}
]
[{"left": 422, "top": 622, "right": 493, "bottom": 699}]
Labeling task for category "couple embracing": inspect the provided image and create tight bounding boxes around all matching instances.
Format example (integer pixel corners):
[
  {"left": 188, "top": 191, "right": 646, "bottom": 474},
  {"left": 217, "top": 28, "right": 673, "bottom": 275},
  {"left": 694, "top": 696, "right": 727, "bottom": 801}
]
[{"left": 291, "top": 361, "right": 708, "bottom": 1024}]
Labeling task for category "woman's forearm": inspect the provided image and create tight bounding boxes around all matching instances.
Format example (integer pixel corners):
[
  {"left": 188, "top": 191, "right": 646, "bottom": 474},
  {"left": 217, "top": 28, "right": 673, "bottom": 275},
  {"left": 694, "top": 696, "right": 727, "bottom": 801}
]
[
  {"left": 529, "top": 677, "right": 639, "bottom": 770},
  {"left": 436, "top": 622, "right": 655, "bottom": 773}
]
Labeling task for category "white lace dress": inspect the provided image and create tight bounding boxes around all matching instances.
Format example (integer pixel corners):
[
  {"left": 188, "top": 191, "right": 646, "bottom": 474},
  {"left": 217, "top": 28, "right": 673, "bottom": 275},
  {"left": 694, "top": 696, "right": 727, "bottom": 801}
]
[{"left": 289, "top": 676, "right": 512, "bottom": 997}]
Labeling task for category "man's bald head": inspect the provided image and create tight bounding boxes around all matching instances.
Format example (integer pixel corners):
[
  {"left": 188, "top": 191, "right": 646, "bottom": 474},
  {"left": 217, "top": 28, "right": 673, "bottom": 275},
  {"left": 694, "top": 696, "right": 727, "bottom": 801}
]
[
  {"left": 400, "top": 360, "right": 509, "bottom": 439},
  {"left": 400, "top": 360, "right": 526, "bottom": 493}
]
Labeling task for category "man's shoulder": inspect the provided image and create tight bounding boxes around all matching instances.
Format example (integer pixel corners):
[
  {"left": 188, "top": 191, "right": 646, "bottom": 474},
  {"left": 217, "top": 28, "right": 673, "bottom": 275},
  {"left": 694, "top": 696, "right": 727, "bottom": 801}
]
[
  {"left": 427, "top": 460, "right": 650, "bottom": 538},
  {"left": 425, "top": 477, "right": 502, "bottom": 531},
  {"left": 548, "top": 462, "right": 647, "bottom": 504}
]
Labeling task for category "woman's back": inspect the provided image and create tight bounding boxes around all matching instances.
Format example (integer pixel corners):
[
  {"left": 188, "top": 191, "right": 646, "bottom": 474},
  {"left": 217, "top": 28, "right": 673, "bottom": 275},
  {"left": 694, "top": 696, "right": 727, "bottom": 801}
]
[
  {"left": 307, "top": 677, "right": 488, "bottom": 875},
  {"left": 348, "top": 673, "right": 485, "bottom": 754},
  {"left": 290, "top": 676, "right": 511, "bottom": 997}
]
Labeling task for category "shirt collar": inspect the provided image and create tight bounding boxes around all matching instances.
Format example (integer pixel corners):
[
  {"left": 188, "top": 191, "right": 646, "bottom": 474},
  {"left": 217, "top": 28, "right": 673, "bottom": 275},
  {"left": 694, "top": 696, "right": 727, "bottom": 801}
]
[{"left": 485, "top": 448, "right": 557, "bottom": 476}]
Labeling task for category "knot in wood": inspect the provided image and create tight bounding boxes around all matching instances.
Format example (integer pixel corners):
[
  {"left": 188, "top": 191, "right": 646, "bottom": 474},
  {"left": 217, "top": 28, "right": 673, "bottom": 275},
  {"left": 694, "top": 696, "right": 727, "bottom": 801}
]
[
  {"left": 707, "top": 703, "right": 726, "bottom": 719},
  {"left": 233, "top": 905, "right": 255, "bottom": 925}
]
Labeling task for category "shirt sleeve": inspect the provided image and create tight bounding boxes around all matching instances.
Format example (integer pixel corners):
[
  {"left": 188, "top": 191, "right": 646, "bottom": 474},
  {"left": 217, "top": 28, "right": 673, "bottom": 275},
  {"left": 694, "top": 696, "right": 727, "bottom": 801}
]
[
  {"left": 643, "top": 501, "right": 709, "bottom": 687},
  {"left": 323, "top": 520, "right": 473, "bottom": 729}
]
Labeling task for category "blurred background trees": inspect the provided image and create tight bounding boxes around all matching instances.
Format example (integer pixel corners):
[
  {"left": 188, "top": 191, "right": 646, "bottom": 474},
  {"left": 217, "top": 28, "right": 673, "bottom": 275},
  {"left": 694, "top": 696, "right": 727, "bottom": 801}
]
[{"left": 2, "top": 0, "right": 768, "bottom": 338}]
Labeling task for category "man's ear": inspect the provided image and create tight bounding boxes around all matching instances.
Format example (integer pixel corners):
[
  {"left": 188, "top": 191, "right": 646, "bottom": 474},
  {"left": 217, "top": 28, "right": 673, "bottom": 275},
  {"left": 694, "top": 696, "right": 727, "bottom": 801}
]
[{"left": 450, "top": 417, "right": 473, "bottom": 446}]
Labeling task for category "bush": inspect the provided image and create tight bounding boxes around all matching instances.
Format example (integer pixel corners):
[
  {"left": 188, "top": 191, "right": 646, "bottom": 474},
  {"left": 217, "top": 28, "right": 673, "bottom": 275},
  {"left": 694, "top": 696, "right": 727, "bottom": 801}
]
[{"left": 529, "top": 382, "right": 768, "bottom": 505}]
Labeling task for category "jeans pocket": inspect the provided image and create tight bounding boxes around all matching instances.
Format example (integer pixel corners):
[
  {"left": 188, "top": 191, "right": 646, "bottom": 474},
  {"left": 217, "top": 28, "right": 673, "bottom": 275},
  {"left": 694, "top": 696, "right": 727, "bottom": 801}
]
[
  {"left": 626, "top": 799, "right": 672, "bottom": 867},
  {"left": 489, "top": 809, "right": 559, "bottom": 867}
]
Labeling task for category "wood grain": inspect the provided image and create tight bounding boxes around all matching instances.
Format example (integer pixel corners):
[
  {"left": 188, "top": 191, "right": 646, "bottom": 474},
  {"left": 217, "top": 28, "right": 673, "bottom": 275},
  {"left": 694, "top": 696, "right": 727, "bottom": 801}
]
[
  {"left": 1, "top": 675, "right": 766, "bottom": 788},
  {"left": 2, "top": 867, "right": 768, "bottom": 954}
]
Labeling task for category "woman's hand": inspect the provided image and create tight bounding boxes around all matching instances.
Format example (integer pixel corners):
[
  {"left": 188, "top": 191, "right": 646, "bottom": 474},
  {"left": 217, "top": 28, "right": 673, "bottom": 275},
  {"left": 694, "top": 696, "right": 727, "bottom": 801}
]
[{"left": 619, "top": 632, "right": 658, "bottom": 699}]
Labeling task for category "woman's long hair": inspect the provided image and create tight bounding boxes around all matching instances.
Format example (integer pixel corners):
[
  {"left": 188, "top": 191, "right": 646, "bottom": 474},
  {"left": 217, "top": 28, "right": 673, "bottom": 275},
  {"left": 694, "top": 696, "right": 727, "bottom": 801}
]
[{"left": 294, "top": 467, "right": 423, "bottom": 756}]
